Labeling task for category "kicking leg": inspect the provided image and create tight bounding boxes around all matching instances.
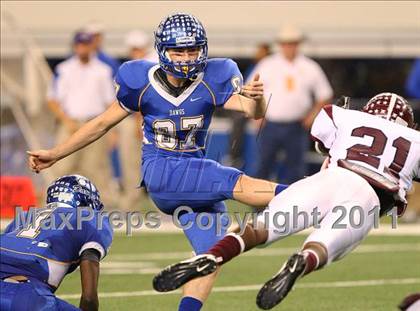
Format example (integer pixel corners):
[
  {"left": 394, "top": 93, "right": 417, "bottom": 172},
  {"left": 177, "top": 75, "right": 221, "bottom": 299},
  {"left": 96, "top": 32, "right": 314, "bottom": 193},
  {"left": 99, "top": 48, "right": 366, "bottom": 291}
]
[
  {"left": 233, "top": 174, "right": 287, "bottom": 207},
  {"left": 178, "top": 267, "right": 221, "bottom": 311},
  {"left": 154, "top": 170, "right": 336, "bottom": 293},
  {"left": 203, "top": 169, "right": 338, "bottom": 267},
  {"left": 153, "top": 223, "right": 268, "bottom": 292},
  {"left": 154, "top": 202, "right": 229, "bottom": 309}
]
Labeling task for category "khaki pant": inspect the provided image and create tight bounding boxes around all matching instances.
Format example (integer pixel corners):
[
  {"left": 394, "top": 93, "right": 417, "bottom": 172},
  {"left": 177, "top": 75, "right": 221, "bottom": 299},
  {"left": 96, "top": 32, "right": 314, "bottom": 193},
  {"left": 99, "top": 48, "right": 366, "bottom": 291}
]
[
  {"left": 54, "top": 124, "right": 115, "bottom": 208},
  {"left": 117, "top": 115, "right": 143, "bottom": 210}
]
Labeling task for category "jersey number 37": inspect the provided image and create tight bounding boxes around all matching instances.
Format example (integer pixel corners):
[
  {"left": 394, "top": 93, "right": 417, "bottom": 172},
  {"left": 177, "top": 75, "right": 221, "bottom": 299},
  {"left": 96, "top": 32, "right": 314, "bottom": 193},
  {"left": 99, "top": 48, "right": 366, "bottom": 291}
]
[{"left": 153, "top": 116, "right": 204, "bottom": 150}]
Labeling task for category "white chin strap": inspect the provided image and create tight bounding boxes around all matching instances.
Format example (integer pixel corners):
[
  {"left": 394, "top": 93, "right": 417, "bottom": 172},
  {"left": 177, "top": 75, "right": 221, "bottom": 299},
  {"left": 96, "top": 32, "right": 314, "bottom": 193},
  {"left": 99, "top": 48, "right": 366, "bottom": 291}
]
[
  {"left": 394, "top": 117, "right": 409, "bottom": 127},
  {"left": 386, "top": 93, "right": 398, "bottom": 121},
  {"left": 386, "top": 93, "right": 409, "bottom": 127},
  {"left": 46, "top": 202, "right": 73, "bottom": 209}
]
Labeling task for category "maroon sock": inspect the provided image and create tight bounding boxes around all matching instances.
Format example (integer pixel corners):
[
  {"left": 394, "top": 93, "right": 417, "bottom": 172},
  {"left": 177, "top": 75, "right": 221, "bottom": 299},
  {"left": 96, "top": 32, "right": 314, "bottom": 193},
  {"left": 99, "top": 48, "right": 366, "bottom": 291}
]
[
  {"left": 303, "top": 250, "right": 319, "bottom": 275},
  {"left": 207, "top": 235, "right": 243, "bottom": 265}
]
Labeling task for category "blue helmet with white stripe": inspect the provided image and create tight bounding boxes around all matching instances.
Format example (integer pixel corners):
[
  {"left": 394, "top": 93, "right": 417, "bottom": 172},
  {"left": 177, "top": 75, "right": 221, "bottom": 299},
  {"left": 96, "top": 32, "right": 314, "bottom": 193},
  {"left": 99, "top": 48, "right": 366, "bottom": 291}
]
[
  {"left": 46, "top": 175, "right": 104, "bottom": 211},
  {"left": 154, "top": 13, "right": 208, "bottom": 79}
]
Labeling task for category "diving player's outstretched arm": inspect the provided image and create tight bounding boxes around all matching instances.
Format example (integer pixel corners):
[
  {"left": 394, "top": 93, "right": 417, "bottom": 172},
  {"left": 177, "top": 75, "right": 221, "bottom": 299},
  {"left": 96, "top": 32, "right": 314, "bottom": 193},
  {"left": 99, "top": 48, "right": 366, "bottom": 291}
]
[
  {"left": 27, "top": 101, "right": 130, "bottom": 173},
  {"left": 224, "top": 73, "right": 266, "bottom": 119}
]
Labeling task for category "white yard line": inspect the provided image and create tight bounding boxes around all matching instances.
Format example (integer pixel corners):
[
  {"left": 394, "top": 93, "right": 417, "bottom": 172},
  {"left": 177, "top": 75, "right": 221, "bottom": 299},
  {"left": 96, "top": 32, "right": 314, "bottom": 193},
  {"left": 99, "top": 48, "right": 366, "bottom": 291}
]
[
  {"left": 100, "top": 268, "right": 162, "bottom": 275},
  {"left": 106, "top": 243, "right": 420, "bottom": 261},
  {"left": 113, "top": 222, "right": 420, "bottom": 235},
  {"left": 100, "top": 261, "right": 162, "bottom": 275},
  {"left": 99, "top": 243, "right": 420, "bottom": 275},
  {"left": 2, "top": 220, "right": 419, "bottom": 235},
  {"left": 59, "top": 278, "right": 420, "bottom": 300}
]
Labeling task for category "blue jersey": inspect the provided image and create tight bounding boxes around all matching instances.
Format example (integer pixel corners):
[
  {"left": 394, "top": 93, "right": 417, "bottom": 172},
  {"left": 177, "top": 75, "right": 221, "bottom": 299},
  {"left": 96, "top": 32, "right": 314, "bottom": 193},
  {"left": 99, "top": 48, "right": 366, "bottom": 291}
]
[
  {"left": 114, "top": 59, "right": 244, "bottom": 254},
  {"left": 114, "top": 58, "right": 243, "bottom": 158},
  {"left": 0, "top": 205, "right": 113, "bottom": 290}
]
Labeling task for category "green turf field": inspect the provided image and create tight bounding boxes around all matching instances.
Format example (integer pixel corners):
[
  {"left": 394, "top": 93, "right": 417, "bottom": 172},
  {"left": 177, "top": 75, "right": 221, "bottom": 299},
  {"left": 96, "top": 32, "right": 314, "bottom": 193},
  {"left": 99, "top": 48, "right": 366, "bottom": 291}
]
[{"left": 56, "top": 232, "right": 420, "bottom": 311}]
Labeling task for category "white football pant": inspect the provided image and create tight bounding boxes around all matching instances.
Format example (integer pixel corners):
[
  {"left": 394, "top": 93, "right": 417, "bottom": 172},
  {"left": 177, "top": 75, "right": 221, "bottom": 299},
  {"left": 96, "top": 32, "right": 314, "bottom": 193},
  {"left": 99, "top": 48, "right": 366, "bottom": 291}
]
[{"left": 256, "top": 166, "right": 380, "bottom": 264}]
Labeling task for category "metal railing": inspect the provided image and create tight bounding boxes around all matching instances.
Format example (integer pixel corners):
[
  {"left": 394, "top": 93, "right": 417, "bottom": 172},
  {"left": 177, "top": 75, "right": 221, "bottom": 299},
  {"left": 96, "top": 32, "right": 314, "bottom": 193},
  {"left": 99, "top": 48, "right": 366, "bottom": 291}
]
[{"left": 1, "top": 11, "right": 56, "bottom": 185}]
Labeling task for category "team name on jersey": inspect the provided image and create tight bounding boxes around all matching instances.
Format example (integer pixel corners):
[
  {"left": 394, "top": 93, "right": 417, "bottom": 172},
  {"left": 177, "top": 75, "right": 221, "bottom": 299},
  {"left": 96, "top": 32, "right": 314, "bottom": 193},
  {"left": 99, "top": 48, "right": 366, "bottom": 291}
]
[{"left": 169, "top": 109, "right": 185, "bottom": 116}]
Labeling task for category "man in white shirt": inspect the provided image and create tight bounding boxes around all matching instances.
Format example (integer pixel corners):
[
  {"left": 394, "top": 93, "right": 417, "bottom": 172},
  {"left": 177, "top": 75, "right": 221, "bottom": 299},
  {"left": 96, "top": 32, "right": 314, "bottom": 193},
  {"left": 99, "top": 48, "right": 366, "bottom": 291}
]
[
  {"left": 85, "top": 22, "right": 120, "bottom": 76},
  {"left": 115, "top": 30, "right": 158, "bottom": 210},
  {"left": 47, "top": 31, "right": 116, "bottom": 206},
  {"left": 252, "top": 25, "right": 333, "bottom": 183}
]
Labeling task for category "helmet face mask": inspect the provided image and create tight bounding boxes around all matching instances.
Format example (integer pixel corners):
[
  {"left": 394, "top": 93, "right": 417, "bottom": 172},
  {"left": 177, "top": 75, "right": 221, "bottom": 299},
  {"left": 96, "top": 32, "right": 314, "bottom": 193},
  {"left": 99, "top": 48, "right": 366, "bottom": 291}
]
[
  {"left": 362, "top": 92, "right": 415, "bottom": 129},
  {"left": 154, "top": 13, "right": 208, "bottom": 79},
  {"left": 46, "top": 175, "right": 104, "bottom": 211},
  {"left": 164, "top": 46, "right": 203, "bottom": 77}
]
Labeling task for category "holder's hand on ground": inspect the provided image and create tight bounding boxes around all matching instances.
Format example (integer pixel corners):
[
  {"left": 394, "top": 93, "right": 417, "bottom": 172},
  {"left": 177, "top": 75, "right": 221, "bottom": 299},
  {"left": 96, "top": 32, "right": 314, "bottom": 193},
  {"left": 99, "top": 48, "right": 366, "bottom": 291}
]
[
  {"left": 241, "top": 74, "right": 264, "bottom": 101},
  {"left": 27, "top": 150, "right": 58, "bottom": 173}
]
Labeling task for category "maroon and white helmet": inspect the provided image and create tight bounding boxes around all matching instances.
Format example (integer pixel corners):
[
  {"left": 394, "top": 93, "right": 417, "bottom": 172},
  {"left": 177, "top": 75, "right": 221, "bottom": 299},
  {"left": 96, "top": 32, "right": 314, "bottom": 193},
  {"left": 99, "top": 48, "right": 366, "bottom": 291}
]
[{"left": 362, "top": 92, "right": 415, "bottom": 128}]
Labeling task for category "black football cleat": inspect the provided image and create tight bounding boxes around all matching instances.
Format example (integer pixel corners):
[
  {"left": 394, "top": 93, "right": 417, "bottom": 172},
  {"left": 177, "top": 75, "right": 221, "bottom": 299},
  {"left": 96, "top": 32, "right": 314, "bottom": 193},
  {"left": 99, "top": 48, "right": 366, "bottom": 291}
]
[
  {"left": 153, "top": 254, "right": 218, "bottom": 292},
  {"left": 256, "top": 253, "right": 306, "bottom": 310}
]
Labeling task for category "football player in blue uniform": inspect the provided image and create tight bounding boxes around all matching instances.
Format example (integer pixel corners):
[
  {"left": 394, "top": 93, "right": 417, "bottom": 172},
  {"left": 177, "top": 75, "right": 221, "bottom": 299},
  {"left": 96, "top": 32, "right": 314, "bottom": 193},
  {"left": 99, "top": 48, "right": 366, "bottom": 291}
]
[
  {"left": 0, "top": 175, "right": 113, "bottom": 311},
  {"left": 27, "top": 13, "right": 287, "bottom": 310}
]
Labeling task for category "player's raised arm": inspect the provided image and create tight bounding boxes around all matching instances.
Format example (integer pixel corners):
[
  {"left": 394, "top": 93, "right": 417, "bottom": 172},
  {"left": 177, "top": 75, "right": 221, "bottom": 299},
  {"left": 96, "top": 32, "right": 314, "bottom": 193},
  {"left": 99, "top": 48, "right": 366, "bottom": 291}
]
[
  {"left": 79, "top": 250, "right": 101, "bottom": 311},
  {"left": 224, "top": 73, "right": 267, "bottom": 119},
  {"left": 27, "top": 101, "right": 130, "bottom": 173}
]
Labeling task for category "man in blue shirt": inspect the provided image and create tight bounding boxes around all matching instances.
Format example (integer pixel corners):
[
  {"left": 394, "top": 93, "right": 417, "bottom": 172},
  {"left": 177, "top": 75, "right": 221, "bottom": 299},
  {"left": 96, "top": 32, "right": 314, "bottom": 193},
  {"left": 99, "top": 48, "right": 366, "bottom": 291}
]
[
  {"left": 0, "top": 175, "right": 113, "bottom": 311},
  {"left": 405, "top": 59, "right": 420, "bottom": 99}
]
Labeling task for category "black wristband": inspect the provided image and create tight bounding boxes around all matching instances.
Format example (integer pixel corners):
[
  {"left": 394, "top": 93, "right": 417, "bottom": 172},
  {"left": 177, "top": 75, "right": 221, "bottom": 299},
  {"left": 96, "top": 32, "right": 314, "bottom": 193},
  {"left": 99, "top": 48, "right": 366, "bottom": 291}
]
[{"left": 80, "top": 248, "right": 101, "bottom": 262}]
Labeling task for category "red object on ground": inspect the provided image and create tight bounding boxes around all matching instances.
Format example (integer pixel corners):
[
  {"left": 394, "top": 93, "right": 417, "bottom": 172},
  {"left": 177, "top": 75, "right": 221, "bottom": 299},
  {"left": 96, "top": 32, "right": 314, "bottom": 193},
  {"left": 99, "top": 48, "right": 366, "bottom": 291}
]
[{"left": 0, "top": 176, "right": 37, "bottom": 218}]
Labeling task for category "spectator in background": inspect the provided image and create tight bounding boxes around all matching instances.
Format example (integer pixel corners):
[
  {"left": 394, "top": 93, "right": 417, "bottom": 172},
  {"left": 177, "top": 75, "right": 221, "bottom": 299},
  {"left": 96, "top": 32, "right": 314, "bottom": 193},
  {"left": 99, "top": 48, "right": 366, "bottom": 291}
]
[
  {"left": 116, "top": 30, "right": 157, "bottom": 210},
  {"left": 86, "top": 22, "right": 123, "bottom": 193},
  {"left": 47, "top": 31, "right": 116, "bottom": 206},
  {"left": 244, "top": 43, "right": 272, "bottom": 80},
  {"left": 406, "top": 58, "right": 420, "bottom": 99},
  {"left": 125, "top": 30, "right": 159, "bottom": 62},
  {"left": 252, "top": 25, "right": 333, "bottom": 183},
  {"left": 404, "top": 58, "right": 420, "bottom": 223},
  {"left": 85, "top": 22, "right": 120, "bottom": 76},
  {"left": 226, "top": 43, "right": 272, "bottom": 169}
]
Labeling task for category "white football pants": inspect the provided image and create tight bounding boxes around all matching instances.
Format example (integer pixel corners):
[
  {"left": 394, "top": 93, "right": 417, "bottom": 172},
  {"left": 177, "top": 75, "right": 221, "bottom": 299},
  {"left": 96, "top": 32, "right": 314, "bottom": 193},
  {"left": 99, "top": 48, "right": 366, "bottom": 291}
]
[{"left": 256, "top": 166, "right": 380, "bottom": 264}]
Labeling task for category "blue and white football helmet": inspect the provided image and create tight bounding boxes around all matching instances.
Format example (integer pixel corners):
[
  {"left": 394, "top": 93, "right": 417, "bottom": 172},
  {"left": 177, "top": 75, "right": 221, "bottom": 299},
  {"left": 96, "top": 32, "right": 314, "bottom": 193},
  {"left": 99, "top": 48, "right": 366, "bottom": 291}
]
[
  {"left": 46, "top": 175, "right": 104, "bottom": 211},
  {"left": 154, "top": 13, "right": 208, "bottom": 79}
]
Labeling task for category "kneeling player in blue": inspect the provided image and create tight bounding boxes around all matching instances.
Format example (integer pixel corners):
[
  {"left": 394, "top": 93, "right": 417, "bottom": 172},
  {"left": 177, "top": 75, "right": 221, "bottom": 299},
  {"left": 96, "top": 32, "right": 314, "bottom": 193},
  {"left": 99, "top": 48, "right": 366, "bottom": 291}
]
[
  {"left": 27, "top": 13, "right": 287, "bottom": 310},
  {"left": 0, "top": 175, "right": 113, "bottom": 311}
]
